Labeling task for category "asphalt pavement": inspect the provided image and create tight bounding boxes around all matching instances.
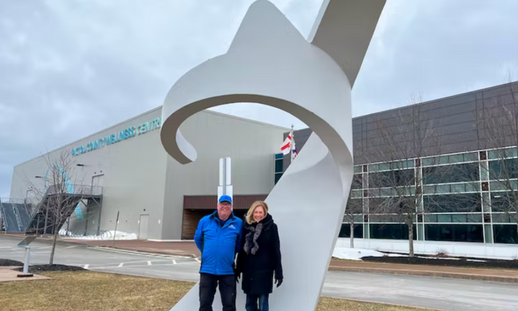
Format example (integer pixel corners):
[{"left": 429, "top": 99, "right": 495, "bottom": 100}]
[{"left": 1, "top": 235, "right": 517, "bottom": 311}]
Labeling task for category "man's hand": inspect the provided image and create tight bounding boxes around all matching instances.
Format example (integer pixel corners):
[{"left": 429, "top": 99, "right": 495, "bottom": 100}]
[
  {"left": 233, "top": 263, "right": 240, "bottom": 283},
  {"left": 275, "top": 278, "right": 283, "bottom": 288}
]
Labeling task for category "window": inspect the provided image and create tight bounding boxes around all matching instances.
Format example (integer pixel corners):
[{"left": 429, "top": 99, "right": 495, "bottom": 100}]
[
  {"left": 369, "top": 169, "right": 414, "bottom": 188},
  {"left": 369, "top": 214, "right": 404, "bottom": 223},
  {"left": 493, "top": 225, "right": 518, "bottom": 244},
  {"left": 338, "top": 224, "right": 364, "bottom": 238},
  {"left": 490, "top": 192, "right": 518, "bottom": 212},
  {"left": 369, "top": 224, "right": 416, "bottom": 240},
  {"left": 491, "top": 213, "right": 513, "bottom": 223},
  {"left": 352, "top": 174, "right": 362, "bottom": 189},
  {"left": 423, "top": 163, "right": 479, "bottom": 184},
  {"left": 274, "top": 154, "right": 283, "bottom": 173},
  {"left": 274, "top": 153, "right": 283, "bottom": 184},
  {"left": 346, "top": 198, "right": 363, "bottom": 214},
  {"left": 489, "top": 159, "right": 518, "bottom": 180},
  {"left": 424, "top": 194, "right": 481, "bottom": 213},
  {"left": 425, "top": 213, "right": 482, "bottom": 223},
  {"left": 425, "top": 224, "right": 483, "bottom": 242}
]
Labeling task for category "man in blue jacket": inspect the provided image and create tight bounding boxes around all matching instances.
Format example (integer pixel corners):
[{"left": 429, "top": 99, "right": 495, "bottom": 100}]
[{"left": 194, "top": 195, "right": 243, "bottom": 311}]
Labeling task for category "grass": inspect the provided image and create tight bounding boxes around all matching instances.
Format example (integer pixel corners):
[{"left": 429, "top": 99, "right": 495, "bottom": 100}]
[{"left": 0, "top": 271, "right": 433, "bottom": 311}]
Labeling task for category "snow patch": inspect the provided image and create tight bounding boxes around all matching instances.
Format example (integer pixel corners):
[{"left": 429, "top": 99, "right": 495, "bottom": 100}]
[
  {"left": 333, "top": 247, "right": 385, "bottom": 260},
  {"left": 332, "top": 247, "right": 408, "bottom": 260},
  {"left": 59, "top": 230, "right": 137, "bottom": 240}
]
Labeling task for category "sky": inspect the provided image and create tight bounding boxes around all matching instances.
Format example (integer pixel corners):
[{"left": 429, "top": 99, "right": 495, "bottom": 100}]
[{"left": 1, "top": 0, "right": 518, "bottom": 198}]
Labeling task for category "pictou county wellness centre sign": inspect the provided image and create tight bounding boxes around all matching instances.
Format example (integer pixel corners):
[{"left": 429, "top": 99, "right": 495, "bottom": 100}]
[{"left": 71, "top": 117, "right": 161, "bottom": 156}]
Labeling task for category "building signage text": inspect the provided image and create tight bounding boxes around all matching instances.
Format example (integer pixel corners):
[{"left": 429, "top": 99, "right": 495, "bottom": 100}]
[{"left": 71, "top": 117, "right": 161, "bottom": 156}]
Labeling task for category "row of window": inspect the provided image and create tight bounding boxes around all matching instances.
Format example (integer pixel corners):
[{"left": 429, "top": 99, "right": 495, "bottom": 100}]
[
  {"left": 347, "top": 212, "right": 517, "bottom": 224},
  {"left": 352, "top": 160, "right": 518, "bottom": 189},
  {"left": 356, "top": 148, "right": 518, "bottom": 174},
  {"left": 339, "top": 224, "right": 518, "bottom": 244},
  {"left": 349, "top": 192, "right": 518, "bottom": 213}
]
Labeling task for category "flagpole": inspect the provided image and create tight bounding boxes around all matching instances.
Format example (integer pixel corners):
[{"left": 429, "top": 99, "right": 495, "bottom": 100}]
[{"left": 290, "top": 124, "right": 294, "bottom": 162}]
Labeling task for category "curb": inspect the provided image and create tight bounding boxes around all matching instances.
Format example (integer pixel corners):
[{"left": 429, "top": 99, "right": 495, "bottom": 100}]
[
  {"left": 328, "top": 265, "right": 518, "bottom": 284},
  {"left": 1, "top": 234, "right": 87, "bottom": 248}
]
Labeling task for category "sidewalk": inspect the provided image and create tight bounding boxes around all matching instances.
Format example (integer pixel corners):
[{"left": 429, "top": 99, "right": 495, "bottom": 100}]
[{"left": 329, "top": 259, "right": 518, "bottom": 283}]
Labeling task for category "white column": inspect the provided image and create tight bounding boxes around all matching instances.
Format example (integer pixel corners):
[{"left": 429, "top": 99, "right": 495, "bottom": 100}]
[{"left": 217, "top": 157, "right": 233, "bottom": 199}]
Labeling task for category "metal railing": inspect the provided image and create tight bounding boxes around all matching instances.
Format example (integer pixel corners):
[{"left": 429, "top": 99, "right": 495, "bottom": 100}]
[{"left": 45, "top": 184, "right": 103, "bottom": 196}]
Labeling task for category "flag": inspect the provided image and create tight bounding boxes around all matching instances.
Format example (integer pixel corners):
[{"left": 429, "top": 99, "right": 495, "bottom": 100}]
[
  {"left": 291, "top": 138, "right": 297, "bottom": 161},
  {"left": 280, "top": 130, "right": 293, "bottom": 155}
]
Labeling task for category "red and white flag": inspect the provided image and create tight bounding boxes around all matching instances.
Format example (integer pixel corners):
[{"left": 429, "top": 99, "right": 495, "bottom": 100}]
[
  {"left": 280, "top": 129, "right": 297, "bottom": 161},
  {"left": 280, "top": 130, "right": 292, "bottom": 155}
]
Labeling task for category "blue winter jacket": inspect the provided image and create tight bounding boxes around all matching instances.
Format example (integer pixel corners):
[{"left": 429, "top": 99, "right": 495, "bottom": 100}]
[{"left": 194, "top": 211, "right": 243, "bottom": 275}]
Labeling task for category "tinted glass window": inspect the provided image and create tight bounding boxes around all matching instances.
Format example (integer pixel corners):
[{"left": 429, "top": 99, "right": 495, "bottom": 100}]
[
  {"left": 369, "top": 169, "right": 414, "bottom": 188},
  {"left": 425, "top": 224, "right": 483, "bottom": 242},
  {"left": 493, "top": 225, "right": 518, "bottom": 244},
  {"left": 352, "top": 174, "right": 362, "bottom": 189},
  {"left": 489, "top": 159, "right": 518, "bottom": 180},
  {"left": 338, "top": 224, "right": 364, "bottom": 238},
  {"left": 424, "top": 194, "right": 481, "bottom": 212},
  {"left": 370, "top": 224, "right": 416, "bottom": 240},
  {"left": 346, "top": 198, "right": 363, "bottom": 214},
  {"left": 275, "top": 159, "right": 283, "bottom": 173},
  {"left": 423, "top": 163, "right": 479, "bottom": 184},
  {"left": 490, "top": 192, "right": 518, "bottom": 212}
]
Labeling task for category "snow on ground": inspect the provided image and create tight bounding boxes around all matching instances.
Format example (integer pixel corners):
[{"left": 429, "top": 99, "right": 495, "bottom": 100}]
[
  {"left": 59, "top": 230, "right": 137, "bottom": 240},
  {"left": 332, "top": 247, "right": 492, "bottom": 262},
  {"left": 332, "top": 247, "right": 408, "bottom": 260},
  {"left": 333, "top": 247, "right": 387, "bottom": 260}
]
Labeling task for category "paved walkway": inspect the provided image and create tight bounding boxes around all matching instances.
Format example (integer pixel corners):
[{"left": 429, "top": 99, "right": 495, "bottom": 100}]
[{"left": 58, "top": 238, "right": 518, "bottom": 283}]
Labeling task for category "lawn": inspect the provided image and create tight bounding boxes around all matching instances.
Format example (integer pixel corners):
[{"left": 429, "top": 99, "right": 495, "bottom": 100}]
[{"left": 0, "top": 271, "right": 432, "bottom": 311}]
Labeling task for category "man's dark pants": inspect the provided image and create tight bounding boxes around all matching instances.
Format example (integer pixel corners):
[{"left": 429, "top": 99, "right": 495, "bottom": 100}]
[{"left": 199, "top": 273, "right": 236, "bottom": 311}]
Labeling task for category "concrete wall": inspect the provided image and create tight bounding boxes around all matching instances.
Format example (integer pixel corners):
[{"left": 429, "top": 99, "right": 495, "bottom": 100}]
[
  {"left": 10, "top": 107, "right": 169, "bottom": 239},
  {"left": 161, "top": 110, "right": 289, "bottom": 240}
]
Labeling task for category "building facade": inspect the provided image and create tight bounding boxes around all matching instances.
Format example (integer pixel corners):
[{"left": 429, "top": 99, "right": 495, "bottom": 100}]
[
  {"left": 8, "top": 108, "right": 288, "bottom": 240},
  {"left": 284, "top": 82, "right": 518, "bottom": 258}
]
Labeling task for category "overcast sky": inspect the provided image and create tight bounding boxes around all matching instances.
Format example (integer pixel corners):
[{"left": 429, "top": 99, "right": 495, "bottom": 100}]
[{"left": 1, "top": 0, "right": 518, "bottom": 198}]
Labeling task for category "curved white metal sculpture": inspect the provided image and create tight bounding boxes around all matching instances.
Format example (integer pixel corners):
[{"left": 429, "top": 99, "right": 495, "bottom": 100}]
[{"left": 160, "top": 1, "right": 385, "bottom": 310}]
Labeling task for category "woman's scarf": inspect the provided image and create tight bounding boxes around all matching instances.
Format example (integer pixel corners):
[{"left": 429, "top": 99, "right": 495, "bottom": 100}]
[{"left": 243, "top": 215, "right": 272, "bottom": 255}]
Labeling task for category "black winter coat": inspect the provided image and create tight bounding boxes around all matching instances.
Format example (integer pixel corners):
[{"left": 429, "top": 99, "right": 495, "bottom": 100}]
[{"left": 236, "top": 214, "right": 283, "bottom": 295}]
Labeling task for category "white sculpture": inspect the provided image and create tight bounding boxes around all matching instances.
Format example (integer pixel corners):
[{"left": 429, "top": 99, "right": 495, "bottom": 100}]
[{"left": 160, "top": 0, "right": 385, "bottom": 310}]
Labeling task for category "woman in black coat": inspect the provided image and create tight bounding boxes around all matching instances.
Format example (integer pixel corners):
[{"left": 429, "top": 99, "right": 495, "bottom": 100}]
[{"left": 236, "top": 201, "right": 283, "bottom": 311}]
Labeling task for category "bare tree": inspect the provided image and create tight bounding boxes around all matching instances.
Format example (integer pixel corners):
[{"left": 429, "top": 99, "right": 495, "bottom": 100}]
[
  {"left": 24, "top": 150, "right": 88, "bottom": 264},
  {"left": 366, "top": 93, "right": 440, "bottom": 257},
  {"left": 479, "top": 78, "right": 518, "bottom": 226},
  {"left": 344, "top": 192, "right": 363, "bottom": 248}
]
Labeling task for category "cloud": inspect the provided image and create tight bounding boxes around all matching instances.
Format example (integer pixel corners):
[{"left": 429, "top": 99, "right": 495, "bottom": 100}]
[{"left": 1, "top": 0, "right": 518, "bottom": 198}]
